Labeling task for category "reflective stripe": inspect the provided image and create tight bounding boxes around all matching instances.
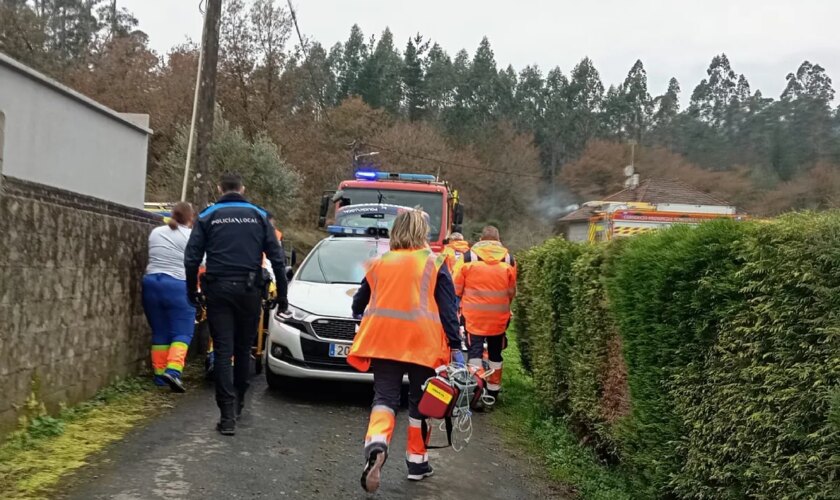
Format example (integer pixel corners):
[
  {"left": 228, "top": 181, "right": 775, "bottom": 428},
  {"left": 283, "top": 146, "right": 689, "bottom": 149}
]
[
  {"left": 406, "top": 453, "right": 429, "bottom": 464},
  {"left": 372, "top": 405, "right": 395, "bottom": 415},
  {"left": 468, "top": 358, "right": 482, "bottom": 368},
  {"left": 463, "top": 289, "right": 511, "bottom": 298},
  {"left": 365, "top": 434, "right": 390, "bottom": 446},
  {"left": 487, "top": 383, "right": 502, "bottom": 391},
  {"left": 365, "top": 308, "right": 438, "bottom": 321},
  {"left": 418, "top": 256, "right": 436, "bottom": 311},
  {"left": 488, "top": 361, "right": 502, "bottom": 370},
  {"left": 408, "top": 417, "right": 423, "bottom": 428},
  {"left": 199, "top": 201, "right": 267, "bottom": 218},
  {"left": 462, "top": 302, "right": 511, "bottom": 313}
]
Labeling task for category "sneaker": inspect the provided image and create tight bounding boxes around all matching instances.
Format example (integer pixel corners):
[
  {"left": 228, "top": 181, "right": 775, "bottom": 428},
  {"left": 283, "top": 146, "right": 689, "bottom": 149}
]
[
  {"left": 161, "top": 371, "right": 186, "bottom": 393},
  {"left": 360, "top": 447, "right": 387, "bottom": 493},
  {"left": 406, "top": 462, "right": 434, "bottom": 481},
  {"left": 216, "top": 420, "right": 236, "bottom": 436},
  {"left": 153, "top": 375, "right": 167, "bottom": 387}
]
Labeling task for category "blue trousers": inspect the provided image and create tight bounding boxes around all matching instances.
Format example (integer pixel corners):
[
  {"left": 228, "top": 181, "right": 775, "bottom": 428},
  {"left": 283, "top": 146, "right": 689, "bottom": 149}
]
[{"left": 142, "top": 273, "right": 196, "bottom": 380}]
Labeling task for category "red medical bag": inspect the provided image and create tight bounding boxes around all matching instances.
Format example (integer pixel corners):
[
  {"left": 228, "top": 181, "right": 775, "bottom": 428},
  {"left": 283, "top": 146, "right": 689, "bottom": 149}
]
[{"left": 419, "top": 376, "right": 459, "bottom": 419}]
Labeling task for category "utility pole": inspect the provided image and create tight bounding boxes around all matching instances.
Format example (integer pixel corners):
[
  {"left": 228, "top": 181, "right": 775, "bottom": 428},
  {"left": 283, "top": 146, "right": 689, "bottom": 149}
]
[{"left": 192, "top": 0, "right": 223, "bottom": 210}]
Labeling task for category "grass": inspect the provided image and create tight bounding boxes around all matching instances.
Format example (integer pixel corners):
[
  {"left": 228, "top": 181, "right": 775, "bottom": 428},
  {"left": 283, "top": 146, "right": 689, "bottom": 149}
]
[
  {"left": 0, "top": 376, "right": 176, "bottom": 500},
  {"left": 491, "top": 328, "right": 635, "bottom": 499}
]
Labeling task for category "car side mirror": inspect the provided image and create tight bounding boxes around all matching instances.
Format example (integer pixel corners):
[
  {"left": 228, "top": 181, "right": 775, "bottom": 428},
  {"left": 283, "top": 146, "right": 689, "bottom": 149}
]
[{"left": 285, "top": 266, "right": 295, "bottom": 281}]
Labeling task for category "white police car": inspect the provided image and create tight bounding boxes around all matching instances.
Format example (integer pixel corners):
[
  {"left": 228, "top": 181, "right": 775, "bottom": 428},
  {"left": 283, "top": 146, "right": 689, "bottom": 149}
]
[{"left": 263, "top": 204, "right": 416, "bottom": 386}]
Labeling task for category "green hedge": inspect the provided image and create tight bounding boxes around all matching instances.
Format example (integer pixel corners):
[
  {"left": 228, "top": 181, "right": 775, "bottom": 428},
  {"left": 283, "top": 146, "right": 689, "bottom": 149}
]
[{"left": 515, "top": 215, "right": 839, "bottom": 498}]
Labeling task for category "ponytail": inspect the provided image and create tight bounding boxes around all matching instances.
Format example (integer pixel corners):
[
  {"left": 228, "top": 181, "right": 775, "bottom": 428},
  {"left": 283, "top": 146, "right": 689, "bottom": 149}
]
[{"left": 167, "top": 217, "right": 178, "bottom": 230}]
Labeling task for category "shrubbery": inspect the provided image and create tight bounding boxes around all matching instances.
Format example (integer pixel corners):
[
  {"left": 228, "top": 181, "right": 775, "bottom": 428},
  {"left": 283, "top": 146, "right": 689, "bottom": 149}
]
[{"left": 515, "top": 214, "right": 839, "bottom": 498}]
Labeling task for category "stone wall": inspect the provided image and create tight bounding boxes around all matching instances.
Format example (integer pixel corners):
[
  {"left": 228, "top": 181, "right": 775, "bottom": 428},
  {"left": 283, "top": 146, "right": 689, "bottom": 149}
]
[{"left": 0, "top": 176, "right": 159, "bottom": 435}]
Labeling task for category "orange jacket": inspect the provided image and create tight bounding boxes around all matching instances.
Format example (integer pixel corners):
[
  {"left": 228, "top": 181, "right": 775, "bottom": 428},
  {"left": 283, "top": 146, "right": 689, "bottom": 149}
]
[
  {"left": 348, "top": 249, "right": 450, "bottom": 372},
  {"left": 442, "top": 240, "right": 471, "bottom": 275},
  {"left": 454, "top": 240, "right": 516, "bottom": 336}
]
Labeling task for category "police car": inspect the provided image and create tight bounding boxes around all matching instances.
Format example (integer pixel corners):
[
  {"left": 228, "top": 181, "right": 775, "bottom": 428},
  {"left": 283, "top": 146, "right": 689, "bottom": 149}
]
[{"left": 263, "top": 204, "right": 417, "bottom": 386}]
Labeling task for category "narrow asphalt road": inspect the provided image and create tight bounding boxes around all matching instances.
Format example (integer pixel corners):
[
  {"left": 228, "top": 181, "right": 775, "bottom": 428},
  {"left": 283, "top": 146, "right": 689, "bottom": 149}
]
[{"left": 61, "top": 373, "right": 566, "bottom": 500}]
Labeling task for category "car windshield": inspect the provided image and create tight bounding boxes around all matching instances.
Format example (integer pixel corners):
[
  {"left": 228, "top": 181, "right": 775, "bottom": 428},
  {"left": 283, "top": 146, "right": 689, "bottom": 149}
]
[
  {"left": 296, "top": 238, "right": 389, "bottom": 284},
  {"left": 341, "top": 188, "right": 444, "bottom": 241}
]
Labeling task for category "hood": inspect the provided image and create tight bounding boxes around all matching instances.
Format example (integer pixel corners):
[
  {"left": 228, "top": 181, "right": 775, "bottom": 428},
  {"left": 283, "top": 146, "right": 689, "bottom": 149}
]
[
  {"left": 471, "top": 240, "right": 509, "bottom": 264},
  {"left": 288, "top": 280, "right": 359, "bottom": 319},
  {"left": 447, "top": 240, "right": 471, "bottom": 254}
]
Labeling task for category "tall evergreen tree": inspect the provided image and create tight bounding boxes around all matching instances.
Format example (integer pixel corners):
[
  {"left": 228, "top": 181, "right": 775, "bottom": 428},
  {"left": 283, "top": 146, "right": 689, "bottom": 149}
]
[
  {"left": 424, "top": 43, "right": 455, "bottom": 119},
  {"left": 652, "top": 77, "right": 681, "bottom": 129},
  {"left": 622, "top": 59, "right": 653, "bottom": 142},
  {"left": 564, "top": 57, "right": 604, "bottom": 158},
  {"left": 336, "top": 24, "right": 367, "bottom": 100},
  {"left": 402, "top": 33, "right": 428, "bottom": 121},
  {"left": 514, "top": 65, "right": 545, "bottom": 134},
  {"left": 357, "top": 28, "right": 403, "bottom": 113}
]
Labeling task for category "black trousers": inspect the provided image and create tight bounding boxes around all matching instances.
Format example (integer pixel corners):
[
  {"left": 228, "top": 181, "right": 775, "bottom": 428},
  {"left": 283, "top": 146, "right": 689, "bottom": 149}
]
[
  {"left": 371, "top": 359, "right": 434, "bottom": 420},
  {"left": 205, "top": 279, "right": 262, "bottom": 418},
  {"left": 466, "top": 333, "right": 506, "bottom": 362}
]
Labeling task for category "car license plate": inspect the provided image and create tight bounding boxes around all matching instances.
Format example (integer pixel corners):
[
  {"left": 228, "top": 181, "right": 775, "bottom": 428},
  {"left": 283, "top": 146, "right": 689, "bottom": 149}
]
[{"left": 329, "top": 343, "right": 351, "bottom": 358}]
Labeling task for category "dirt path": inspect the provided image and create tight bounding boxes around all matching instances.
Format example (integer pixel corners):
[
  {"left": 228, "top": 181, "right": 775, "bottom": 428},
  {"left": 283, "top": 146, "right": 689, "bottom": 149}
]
[{"left": 61, "top": 375, "right": 567, "bottom": 499}]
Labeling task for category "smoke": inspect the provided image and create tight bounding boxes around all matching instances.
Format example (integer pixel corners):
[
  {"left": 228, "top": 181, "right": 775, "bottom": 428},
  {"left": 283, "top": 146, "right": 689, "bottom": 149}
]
[{"left": 531, "top": 192, "right": 580, "bottom": 219}]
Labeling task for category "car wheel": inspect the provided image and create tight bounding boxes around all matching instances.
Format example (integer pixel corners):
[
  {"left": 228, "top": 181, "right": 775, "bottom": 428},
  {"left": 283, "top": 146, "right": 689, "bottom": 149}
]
[{"left": 265, "top": 364, "right": 285, "bottom": 390}]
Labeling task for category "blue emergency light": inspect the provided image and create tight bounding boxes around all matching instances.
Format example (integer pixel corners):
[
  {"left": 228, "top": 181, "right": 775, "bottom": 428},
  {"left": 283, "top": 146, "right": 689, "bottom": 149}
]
[
  {"left": 327, "top": 225, "right": 390, "bottom": 238},
  {"left": 327, "top": 225, "right": 368, "bottom": 235},
  {"left": 354, "top": 170, "right": 436, "bottom": 182}
]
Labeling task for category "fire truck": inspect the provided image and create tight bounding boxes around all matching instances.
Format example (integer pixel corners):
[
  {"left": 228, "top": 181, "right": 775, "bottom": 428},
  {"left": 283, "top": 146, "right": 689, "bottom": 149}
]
[
  {"left": 586, "top": 201, "right": 745, "bottom": 242},
  {"left": 318, "top": 170, "right": 464, "bottom": 252}
]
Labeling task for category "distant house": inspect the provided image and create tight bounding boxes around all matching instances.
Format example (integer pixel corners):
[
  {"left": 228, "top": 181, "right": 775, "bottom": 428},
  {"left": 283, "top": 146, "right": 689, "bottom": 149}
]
[{"left": 558, "top": 178, "right": 740, "bottom": 242}]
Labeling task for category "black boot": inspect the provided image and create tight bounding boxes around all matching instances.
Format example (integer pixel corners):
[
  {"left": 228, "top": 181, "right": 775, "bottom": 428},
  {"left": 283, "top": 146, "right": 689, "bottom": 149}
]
[{"left": 217, "top": 403, "right": 236, "bottom": 436}]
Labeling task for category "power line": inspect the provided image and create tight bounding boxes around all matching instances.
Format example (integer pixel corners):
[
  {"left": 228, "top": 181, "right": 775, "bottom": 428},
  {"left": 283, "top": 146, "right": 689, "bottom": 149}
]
[{"left": 365, "top": 142, "right": 545, "bottom": 179}]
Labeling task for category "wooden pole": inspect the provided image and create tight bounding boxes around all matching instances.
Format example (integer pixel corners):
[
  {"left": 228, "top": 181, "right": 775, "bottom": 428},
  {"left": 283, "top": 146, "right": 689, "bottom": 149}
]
[{"left": 192, "top": 0, "right": 223, "bottom": 209}]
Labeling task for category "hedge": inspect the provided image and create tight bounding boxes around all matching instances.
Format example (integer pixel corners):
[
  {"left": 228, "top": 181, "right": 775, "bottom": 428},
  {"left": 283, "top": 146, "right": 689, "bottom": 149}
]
[{"left": 515, "top": 214, "right": 839, "bottom": 498}]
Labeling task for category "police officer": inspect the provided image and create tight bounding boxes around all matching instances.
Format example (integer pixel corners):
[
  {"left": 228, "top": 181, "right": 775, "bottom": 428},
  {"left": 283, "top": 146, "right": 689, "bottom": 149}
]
[{"left": 184, "top": 172, "right": 288, "bottom": 436}]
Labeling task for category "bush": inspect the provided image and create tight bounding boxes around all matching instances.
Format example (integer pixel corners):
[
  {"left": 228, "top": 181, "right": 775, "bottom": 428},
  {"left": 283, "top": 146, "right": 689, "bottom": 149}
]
[
  {"left": 606, "top": 221, "right": 747, "bottom": 494},
  {"left": 515, "top": 215, "right": 839, "bottom": 497},
  {"left": 671, "top": 213, "right": 840, "bottom": 498},
  {"left": 524, "top": 238, "right": 584, "bottom": 415}
]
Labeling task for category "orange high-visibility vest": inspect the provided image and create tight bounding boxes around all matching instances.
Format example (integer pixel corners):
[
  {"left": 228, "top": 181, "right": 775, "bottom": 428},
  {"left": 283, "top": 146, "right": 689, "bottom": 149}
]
[
  {"left": 454, "top": 240, "right": 516, "bottom": 336},
  {"left": 443, "top": 240, "right": 471, "bottom": 276},
  {"left": 348, "top": 248, "right": 450, "bottom": 372}
]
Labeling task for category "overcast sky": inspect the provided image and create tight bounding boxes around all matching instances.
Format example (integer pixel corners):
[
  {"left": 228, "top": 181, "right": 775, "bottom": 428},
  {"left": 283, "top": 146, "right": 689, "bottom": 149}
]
[{"left": 122, "top": 0, "right": 840, "bottom": 101}]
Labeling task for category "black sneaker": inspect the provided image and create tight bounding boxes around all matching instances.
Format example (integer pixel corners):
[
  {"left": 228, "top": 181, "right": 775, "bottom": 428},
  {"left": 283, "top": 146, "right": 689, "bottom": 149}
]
[
  {"left": 406, "top": 462, "right": 434, "bottom": 481},
  {"left": 161, "top": 372, "right": 186, "bottom": 393},
  {"left": 216, "top": 420, "right": 236, "bottom": 436},
  {"left": 361, "top": 447, "right": 387, "bottom": 493}
]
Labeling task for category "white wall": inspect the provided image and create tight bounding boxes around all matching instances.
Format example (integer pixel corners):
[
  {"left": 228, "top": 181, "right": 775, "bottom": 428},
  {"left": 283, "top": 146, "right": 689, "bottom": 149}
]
[{"left": 0, "top": 54, "right": 150, "bottom": 207}]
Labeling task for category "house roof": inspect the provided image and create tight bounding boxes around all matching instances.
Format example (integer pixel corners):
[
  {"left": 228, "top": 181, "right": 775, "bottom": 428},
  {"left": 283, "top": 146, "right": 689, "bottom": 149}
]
[{"left": 559, "top": 178, "right": 733, "bottom": 222}]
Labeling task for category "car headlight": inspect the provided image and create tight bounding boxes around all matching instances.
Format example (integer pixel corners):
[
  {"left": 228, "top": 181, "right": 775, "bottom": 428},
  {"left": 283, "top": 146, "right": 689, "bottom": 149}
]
[{"left": 275, "top": 303, "right": 311, "bottom": 327}]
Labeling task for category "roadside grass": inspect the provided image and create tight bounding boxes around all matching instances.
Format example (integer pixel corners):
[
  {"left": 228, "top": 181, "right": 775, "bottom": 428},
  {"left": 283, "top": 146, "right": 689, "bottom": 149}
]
[
  {"left": 491, "top": 328, "right": 634, "bottom": 499},
  {"left": 0, "top": 375, "right": 177, "bottom": 500}
]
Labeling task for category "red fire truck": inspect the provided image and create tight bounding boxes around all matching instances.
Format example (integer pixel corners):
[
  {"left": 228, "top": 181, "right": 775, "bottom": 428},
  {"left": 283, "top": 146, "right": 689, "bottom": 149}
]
[{"left": 318, "top": 170, "right": 464, "bottom": 252}]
